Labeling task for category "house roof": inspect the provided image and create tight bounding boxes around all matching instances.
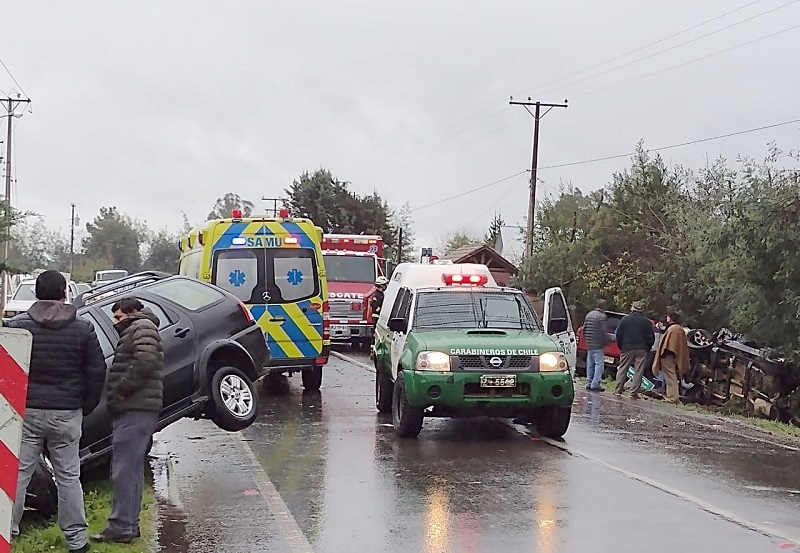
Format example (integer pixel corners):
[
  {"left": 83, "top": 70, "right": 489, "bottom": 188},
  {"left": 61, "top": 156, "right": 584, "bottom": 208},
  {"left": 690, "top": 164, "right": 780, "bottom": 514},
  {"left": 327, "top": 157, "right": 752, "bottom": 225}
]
[{"left": 442, "top": 243, "right": 519, "bottom": 275}]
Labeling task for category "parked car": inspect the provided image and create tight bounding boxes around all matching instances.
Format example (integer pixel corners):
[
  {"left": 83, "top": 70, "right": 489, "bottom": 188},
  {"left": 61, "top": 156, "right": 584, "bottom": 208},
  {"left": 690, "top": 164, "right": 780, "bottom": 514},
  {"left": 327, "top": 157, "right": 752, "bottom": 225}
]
[
  {"left": 3, "top": 277, "right": 79, "bottom": 324},
  {"left": 25, "top": 271, "right": 270, "bottom": 515}
]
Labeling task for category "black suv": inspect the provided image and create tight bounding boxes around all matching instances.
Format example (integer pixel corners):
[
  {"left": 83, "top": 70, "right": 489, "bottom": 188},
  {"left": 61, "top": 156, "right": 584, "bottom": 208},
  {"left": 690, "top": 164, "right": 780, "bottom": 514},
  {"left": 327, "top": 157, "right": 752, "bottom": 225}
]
[{"left": 25, "top": 272, "right": 270, "bottom": 512}]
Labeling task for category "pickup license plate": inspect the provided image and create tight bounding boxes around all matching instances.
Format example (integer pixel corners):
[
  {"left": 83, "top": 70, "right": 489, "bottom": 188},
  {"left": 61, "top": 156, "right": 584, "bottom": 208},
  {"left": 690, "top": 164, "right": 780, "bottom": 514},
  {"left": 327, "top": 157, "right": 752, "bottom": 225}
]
[
  {"left": 480, "top": 374, "right": 516, "bottom": 388},
  {"left": 604, "top": 356, "right": 615, "bottom": 365},
  {"left": 331, "top": 325, "right": 349, "bottom": 334}
]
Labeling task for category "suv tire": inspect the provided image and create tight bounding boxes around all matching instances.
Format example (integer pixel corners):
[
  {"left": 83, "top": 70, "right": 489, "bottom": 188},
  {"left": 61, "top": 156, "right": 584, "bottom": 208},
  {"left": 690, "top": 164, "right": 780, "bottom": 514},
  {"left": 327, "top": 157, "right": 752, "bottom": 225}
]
[
  {"left": 375, "top": 364, "right": 393, "bottom": 413},
  {"left": 392, "top": 372, "right": 424, "bottom": 438},
  {"left": 26, "top": 455, "right": 58, "bottom": 518},
  {"left": 302, "top": 366, "right": 323, "bottom": 392},
  {"left": 209, "top": 366, "right": 259, "bottom": 431},
  {"left": 536, "top": 406, "right": 571, "bottom": 439}
]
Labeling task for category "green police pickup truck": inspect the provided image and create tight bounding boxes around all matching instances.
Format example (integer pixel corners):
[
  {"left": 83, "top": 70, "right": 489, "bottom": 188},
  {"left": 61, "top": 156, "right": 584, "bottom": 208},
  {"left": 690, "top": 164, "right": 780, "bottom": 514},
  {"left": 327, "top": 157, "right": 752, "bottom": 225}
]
[{"left": 373, "top": 262, "right": 574, "bottom": 439}]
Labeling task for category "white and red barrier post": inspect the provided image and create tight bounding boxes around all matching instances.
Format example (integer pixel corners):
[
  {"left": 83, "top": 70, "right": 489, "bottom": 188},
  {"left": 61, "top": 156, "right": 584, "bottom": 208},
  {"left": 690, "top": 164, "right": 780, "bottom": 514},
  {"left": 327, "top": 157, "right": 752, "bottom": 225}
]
[{"left": 0, "top": 328, "right": 32, "bottom": 553}]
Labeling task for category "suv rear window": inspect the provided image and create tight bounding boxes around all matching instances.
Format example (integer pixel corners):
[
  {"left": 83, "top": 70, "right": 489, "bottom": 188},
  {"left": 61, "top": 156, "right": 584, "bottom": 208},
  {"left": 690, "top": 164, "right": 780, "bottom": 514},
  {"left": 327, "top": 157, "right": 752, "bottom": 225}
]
[
  {"left": 148, "top": 279, "right": 225, "bottom": 311},
  {"left": 413, "top": 290, "right": 540, "bottom": 332},
  {"left": 212, "top": 247, "right": 319, "bottom": 304}
]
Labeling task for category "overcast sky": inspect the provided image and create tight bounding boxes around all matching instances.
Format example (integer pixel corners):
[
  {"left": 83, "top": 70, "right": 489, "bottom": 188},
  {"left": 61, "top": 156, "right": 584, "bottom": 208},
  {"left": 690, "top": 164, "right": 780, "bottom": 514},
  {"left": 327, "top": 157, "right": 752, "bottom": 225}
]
[{"left": 3, "top": 0, "right": 799, "bottom": 254}]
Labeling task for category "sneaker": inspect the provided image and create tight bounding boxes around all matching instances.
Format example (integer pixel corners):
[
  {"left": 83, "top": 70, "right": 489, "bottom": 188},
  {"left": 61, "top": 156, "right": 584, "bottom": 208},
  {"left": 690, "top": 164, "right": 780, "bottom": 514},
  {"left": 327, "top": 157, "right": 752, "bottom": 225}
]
[{"left": 589, "top": 386, "right": 605, "bottom": 392}]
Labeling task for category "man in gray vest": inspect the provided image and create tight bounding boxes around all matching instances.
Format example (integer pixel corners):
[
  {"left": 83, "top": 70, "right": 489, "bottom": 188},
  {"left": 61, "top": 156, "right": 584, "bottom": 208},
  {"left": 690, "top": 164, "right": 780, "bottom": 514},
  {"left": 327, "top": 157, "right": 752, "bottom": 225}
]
[{"left": 583, "top": 299, "right": 609, "bottom": 391}]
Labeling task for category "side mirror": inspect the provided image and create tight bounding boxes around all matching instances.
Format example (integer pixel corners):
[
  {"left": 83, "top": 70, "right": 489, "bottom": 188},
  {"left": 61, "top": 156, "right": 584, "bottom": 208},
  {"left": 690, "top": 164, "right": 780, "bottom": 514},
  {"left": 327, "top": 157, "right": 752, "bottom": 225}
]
[
  {"left": 388, "top": 317, "right": 407, "bottom": 333},
  {"left": 548, "top": 317, "right": 568, "bottom": 335}
]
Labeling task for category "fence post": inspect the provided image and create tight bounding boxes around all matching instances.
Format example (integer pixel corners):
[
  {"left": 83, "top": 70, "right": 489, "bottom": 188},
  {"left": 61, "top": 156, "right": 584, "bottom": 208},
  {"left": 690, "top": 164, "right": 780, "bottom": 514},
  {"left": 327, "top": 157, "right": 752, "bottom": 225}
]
[{"left": 0, "top": 328, "right": 33, "bottom": 553}]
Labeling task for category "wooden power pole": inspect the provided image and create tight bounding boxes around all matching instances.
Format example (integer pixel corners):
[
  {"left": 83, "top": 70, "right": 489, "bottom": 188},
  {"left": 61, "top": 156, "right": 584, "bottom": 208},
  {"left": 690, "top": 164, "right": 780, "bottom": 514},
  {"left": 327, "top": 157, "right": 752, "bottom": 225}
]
[{"left": 509, "top": 97, "right": 567, "bottom": 259}]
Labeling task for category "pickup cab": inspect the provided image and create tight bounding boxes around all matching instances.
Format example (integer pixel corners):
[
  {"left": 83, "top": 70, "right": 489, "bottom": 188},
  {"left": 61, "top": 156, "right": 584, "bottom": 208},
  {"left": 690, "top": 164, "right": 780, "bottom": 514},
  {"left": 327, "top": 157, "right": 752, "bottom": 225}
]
[{"left": 373, "top": 262, "right": 574, "bottom": 439}]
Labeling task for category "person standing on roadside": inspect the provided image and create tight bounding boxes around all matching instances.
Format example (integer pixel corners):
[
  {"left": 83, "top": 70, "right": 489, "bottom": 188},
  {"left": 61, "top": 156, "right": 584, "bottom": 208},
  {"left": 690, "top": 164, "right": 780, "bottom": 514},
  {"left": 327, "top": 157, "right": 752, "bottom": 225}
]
[
  {"left": 652, "top": 311, "right": 691, "bottom": 404},
  {"left": 613, "top": 300, "right": 655, "bottom": 398},
  {"left": 583, "top": 299, "right": 610, "bottom": 391},
  {"left": 9, "top": 270, "right": 105, "bottom": 553},
  {"left": 93, "top": 298, "right": 163, "bottom": 544}
]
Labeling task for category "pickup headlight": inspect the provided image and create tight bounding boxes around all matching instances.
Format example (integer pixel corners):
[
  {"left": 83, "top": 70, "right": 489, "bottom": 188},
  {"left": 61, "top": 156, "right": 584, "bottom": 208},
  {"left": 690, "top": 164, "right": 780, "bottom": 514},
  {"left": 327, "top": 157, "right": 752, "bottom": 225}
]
[
  {"left": 416, "top": 351, "right": 451, "bottom": 371},
  {"left": 539, "top": 352, "right": 569, "bottom": 372}
]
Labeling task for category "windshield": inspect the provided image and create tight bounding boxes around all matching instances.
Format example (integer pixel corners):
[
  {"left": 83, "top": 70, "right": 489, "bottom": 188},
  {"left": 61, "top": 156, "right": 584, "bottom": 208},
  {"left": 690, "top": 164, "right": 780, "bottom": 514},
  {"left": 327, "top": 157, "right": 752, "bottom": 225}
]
[
  {"left": 97, "top": 271, "right": 127, "bottom": 281},
  {"left": 412, "top": 290, "right": 541, "bottom": 332},
  {"left": 12, "top": 283, "right": 37, "bottom": 302},
  {"left": 323, "top": 255, "right": 376, "bottom": 284}
]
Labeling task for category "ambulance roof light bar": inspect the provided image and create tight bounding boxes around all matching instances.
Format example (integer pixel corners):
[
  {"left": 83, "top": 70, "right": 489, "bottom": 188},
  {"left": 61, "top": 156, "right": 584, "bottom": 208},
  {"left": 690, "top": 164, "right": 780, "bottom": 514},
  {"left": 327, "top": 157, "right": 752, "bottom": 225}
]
[{"left": 442, "top": 273, "right": 488, "bottom": 286}]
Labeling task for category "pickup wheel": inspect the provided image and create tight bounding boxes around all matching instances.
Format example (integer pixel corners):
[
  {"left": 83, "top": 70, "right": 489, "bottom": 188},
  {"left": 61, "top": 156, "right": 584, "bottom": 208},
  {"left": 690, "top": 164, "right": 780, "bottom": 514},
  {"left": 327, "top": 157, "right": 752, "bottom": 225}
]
[
  {"left": 375, "top": 364, "right": 393, "bottom": 413},
  {"left": 392, "top": 372, "right": 424, "bottom": 438},
  {"left": 302, "top": 366, "right": 323, "bottom": 392},
  {"left": 536, "top": 406, "right": 571, "bottom": 439},
  {"left": 210, "top": 366, "right": 259, "bottom": 431}
]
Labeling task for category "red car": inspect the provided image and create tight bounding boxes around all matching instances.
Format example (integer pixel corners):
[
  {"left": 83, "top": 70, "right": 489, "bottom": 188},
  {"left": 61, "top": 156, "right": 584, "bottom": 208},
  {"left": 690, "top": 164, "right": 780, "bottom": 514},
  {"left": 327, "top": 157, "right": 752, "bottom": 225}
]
[{"left": 576, "top": 311, "right": 662, "bottom": 377}]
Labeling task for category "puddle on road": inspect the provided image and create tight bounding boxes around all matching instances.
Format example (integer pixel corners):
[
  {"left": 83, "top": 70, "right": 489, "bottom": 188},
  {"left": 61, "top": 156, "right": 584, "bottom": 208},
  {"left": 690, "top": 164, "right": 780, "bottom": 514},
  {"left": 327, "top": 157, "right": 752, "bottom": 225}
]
[{"left": 150, "top": 439, "right": 190, "bottom": 553}]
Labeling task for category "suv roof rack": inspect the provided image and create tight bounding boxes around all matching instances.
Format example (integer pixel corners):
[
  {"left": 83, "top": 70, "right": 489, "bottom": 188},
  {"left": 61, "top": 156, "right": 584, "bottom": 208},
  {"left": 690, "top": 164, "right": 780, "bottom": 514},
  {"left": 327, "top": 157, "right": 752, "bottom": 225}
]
[{"left": 74, "top": 271, "right": 172, "bottom": 308}]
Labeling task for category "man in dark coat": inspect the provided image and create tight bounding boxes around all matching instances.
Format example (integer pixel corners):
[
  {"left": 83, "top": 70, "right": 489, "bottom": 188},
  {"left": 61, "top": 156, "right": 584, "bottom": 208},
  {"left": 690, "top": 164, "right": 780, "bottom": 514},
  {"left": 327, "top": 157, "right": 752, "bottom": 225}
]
[
  {"left": 583, "top": 299, "right": 610, "bottom": 391},
  {"left": 93, "top": 298, "right": 163, "bottom": 544},
  {"left": 613, "top": 300, "right": 655, "bottom": 398},
  {"left": 8, "top": 270, "right": 105, "bottom": 553}
]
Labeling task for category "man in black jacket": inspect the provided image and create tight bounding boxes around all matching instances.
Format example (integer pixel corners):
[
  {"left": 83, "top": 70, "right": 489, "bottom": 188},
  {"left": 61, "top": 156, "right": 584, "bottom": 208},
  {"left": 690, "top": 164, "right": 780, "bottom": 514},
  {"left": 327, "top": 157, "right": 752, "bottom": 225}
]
[
  {"left": 93, "top": 298, "right": 163, "bottom": 544},
  {"left": 613, "top": 300, "right": 656, "bottom": 398},
  {"left": 8, "top": 270, "right": 105, "bottom": 553}
]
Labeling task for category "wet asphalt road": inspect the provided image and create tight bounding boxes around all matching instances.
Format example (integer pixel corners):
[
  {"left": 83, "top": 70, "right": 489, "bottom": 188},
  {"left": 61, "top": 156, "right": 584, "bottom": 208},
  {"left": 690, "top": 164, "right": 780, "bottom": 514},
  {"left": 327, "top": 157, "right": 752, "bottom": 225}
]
[{"left": 153, "top": 350, "right": 800, "bottom": 553}]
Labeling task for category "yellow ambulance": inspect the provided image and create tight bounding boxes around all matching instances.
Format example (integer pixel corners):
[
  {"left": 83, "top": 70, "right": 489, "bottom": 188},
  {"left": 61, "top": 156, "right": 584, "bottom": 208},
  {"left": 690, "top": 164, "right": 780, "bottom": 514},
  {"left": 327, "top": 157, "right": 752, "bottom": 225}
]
[{"left": 178, "top": 208, "right": 330, "bottom": 391}]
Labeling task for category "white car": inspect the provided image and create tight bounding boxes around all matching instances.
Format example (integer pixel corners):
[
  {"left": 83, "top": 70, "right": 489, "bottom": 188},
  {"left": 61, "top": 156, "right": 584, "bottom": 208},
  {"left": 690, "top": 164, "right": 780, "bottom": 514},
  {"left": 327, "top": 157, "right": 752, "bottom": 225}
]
[{"left": 3, "top": 279, "right": 78, "bottom": 322}]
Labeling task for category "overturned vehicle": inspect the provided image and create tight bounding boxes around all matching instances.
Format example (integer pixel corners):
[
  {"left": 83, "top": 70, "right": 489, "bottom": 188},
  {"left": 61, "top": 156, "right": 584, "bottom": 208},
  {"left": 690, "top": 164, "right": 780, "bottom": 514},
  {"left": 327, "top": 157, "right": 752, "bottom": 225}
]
[{"left": 680, "top": 327, "right": 800, "bottom": 425}]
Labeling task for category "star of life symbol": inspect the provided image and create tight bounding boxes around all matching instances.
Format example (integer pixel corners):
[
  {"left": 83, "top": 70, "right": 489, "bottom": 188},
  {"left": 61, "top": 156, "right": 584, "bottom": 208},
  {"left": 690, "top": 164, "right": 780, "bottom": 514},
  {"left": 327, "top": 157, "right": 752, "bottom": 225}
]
[
  {"left": 229, "top": 270, "right": 246, "bottom": 287},
  {"left": 287, "top": 268, "right": 303, "bottom": 285},
  {"left": 368, "top": 245, "right": 378, "bottom": 253}
]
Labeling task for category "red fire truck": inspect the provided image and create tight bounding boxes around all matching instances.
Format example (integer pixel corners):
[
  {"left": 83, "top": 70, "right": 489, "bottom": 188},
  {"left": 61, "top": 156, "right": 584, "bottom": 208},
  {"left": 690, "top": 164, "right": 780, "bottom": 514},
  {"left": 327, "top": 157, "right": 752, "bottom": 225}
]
[{"left": 321, "top": 234, "right": 385, "bottom": 349}]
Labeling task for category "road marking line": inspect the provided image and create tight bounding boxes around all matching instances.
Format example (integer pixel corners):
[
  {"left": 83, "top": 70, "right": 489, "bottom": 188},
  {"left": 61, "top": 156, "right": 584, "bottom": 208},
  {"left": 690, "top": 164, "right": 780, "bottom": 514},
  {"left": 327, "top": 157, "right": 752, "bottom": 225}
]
[
  {"left": 331, "top": 350, "right": 375, "bottom": 372},
  {"left": 232, "top": 432, "right": 315, "bottom": 553},
  {"left": 525, "top": 428, "right": 800, "bottom": 544}
]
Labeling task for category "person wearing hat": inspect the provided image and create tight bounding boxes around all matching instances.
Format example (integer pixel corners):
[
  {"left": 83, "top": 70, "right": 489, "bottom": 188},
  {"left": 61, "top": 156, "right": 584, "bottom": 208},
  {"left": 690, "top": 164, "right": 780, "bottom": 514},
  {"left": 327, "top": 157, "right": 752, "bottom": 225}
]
[
  {"left": 613, "top": 300, "right": 655, "bottom": 398},
  {"left": 652, "top": 311, "right": 691, "bottom": 403}
]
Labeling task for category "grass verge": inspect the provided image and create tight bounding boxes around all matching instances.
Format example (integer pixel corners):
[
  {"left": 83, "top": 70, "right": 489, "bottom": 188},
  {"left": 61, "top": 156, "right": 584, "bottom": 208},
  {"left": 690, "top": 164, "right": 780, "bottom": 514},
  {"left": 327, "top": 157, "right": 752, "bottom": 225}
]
[
  {"left": 12, "top": 479, "right": 155, "bottom": 553},
  {"left": 577, "top": 375, "right": 800, "bottom": 439}
]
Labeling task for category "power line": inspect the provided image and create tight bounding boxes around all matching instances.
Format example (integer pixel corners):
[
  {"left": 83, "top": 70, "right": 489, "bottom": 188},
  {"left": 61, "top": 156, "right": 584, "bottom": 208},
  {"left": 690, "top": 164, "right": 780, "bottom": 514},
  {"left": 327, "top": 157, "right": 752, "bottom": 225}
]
[
  {"left": 459, "top": 172, "right": 527, "bottom": 232},
  {"left": 538, "top": 118, "right": 800, "bottom": 170},
  {"left": 0, "top": 58, "right": 29, "bottom": 99},
  {"left": 411, "top": 118, "right": 800, "bottom": 213},
  {"left": 528, "top": 0, "right": 772, "bottom": 93},
  {"left": 535, "top": 0, "right": 800, "bottom": 96},
  {"left": 573, "top": 23, "right": 800, "bottom": 99},
  {"left": 410, "top": 170, "right": 528, "bottom": 212}
]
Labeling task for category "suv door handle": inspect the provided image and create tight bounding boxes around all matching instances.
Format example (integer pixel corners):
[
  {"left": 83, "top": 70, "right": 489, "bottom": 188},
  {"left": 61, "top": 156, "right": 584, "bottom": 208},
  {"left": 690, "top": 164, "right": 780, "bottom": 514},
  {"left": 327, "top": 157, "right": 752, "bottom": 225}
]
[{"left": 174, "top": 328, "right": 190, "bottom": 338}]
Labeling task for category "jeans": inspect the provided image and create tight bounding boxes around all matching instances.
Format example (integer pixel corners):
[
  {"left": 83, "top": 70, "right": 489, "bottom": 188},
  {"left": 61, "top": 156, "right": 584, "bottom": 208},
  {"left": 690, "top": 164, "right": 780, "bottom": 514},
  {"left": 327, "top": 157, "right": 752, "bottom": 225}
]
[
  {"left": 586, "top": 349, "right": 605, "bottom": 388},
  {"left": 106, "top": 410, "right": 158, "bottom": 535},
  {"left": 12, "top": 409, "right": 87, "bottom": 550}
]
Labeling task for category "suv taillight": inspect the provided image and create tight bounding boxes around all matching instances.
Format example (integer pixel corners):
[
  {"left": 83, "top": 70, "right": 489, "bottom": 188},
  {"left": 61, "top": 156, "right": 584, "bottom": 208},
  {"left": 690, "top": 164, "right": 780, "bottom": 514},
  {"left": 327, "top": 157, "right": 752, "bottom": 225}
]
[
  {"left": 322, "top": 301, "right": 330, "bottom": 340},
  {"left": 238, "top": 301, "right": 255, "bottom": 323}
]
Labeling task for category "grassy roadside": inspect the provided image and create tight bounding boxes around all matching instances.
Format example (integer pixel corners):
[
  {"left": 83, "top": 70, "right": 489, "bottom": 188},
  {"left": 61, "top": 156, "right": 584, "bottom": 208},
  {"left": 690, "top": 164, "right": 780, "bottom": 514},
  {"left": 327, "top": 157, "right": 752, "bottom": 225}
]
[
  {"left": 11, "top": 479, "right": 155, "bottom": 553},
  {"left": 576, "top": 376, "right": 800, "bottom": 440}
]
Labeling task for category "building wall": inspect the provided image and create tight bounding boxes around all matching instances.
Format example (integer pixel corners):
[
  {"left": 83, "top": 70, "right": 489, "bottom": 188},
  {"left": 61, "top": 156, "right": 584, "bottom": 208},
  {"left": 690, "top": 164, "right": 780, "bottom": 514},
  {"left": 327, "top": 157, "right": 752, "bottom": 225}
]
[{"left": 490, "top": 270, "right": 512, "bottom": 287}]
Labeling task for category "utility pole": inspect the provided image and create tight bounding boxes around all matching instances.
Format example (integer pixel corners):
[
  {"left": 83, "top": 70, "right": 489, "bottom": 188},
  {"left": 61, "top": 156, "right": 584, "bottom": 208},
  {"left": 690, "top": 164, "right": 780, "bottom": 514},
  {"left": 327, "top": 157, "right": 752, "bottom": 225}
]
[
  {"left": 261, "top": 197, "right": 285, "bottom": 217},
  {"left": 70, "top": 203, "right": 76, "bottom": 274},
  {"left": 397, "top": 228, "right": 403, "bottom": 265},
  {"left": 1, "top": 96, "right": 31, "bottom": 314},
  {"left": 509, "top": 97, "right": 567, "bottom": 259}
]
